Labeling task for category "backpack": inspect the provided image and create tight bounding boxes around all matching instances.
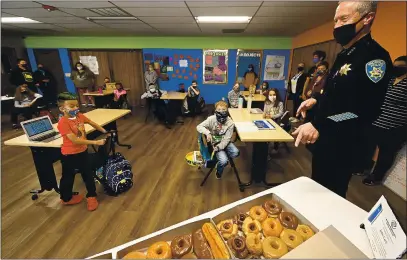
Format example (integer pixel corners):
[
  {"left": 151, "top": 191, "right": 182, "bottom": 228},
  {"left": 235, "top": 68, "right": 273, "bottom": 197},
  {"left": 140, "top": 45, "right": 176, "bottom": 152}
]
[
  {"left": 197, "top": 97, "right": 206, "bottom": 114},
  {"left": 91, "top": 132, "right": 133, "bottom": 196},
  {"left": 103, "top": 152, "right": 133, "bottom": 195}
]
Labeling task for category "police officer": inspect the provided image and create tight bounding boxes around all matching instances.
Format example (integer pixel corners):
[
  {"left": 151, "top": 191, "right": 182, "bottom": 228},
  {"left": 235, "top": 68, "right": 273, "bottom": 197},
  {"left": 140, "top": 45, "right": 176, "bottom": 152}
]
[{"left": 293, "top": 1, "right": 392, "bottom": 198}]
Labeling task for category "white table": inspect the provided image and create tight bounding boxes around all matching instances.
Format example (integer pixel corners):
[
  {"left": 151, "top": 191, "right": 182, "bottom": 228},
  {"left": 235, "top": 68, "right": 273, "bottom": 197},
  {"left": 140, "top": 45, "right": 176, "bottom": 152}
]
[
  {"left": 1, "top": 96, "right": 14, "bottom": 101},
  {"left": 87, "top": 177, "right": 373, "bottom": 259}
]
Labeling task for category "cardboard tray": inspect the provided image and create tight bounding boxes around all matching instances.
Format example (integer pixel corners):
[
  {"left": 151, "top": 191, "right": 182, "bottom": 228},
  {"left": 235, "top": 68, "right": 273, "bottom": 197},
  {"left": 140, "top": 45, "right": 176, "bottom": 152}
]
[{"left": 115, "top": 218, "right": 233, "bottom": 259}]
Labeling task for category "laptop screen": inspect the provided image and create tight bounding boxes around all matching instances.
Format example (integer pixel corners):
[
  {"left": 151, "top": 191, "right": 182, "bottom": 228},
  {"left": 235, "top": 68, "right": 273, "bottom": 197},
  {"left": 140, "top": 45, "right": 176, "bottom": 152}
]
[{"left": 23, "top": 117, "right": 53, "bottom": 137}]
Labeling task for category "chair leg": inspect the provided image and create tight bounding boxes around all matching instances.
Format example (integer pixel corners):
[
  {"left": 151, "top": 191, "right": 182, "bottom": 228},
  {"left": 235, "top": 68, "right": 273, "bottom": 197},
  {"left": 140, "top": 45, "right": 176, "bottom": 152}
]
[
  {"left": 200, "top": 167, "right": 215, "bottom": 186},
  {"left": 283, "top": 143, "right": 291, "bottom": 153},
  {"left": 229, "top": 158, "right": 244, "bottom": 191}
]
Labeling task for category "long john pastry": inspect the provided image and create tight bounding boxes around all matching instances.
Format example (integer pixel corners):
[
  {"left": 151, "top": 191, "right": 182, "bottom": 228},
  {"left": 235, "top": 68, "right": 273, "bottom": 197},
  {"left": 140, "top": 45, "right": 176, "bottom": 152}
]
[{"left": 202, "top": 223, "right": 231, "bottom": 259}]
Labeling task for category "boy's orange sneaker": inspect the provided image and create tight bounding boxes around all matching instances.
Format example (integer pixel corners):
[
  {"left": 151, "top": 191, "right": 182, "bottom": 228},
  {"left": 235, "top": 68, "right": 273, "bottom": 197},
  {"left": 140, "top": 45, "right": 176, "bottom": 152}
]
[
  {"left": 87, "top": 197, "right": 99, "bottom": 211},
  {"left": 61, "top": 194, "right": 83, "bottom": 205}
]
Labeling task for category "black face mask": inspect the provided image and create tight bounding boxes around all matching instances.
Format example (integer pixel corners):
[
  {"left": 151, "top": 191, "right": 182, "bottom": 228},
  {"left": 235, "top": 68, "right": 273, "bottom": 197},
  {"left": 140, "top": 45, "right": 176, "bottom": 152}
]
[
  {"left": 393, "top": 66, "right": 407, "bottom": 77},
  {"left": 333, "top": 15, "right": 366, "bottom": 46},
  {"left": 21, "top": 90, "right": 28, "bottom": 94},
  {"left": 21, "top": 64, "right": 27, "bottom": 69},
  {"left": 215, "top": 111, "right": 228, "bottom": 124},
  {"left": 297, "top": 67, "right": 304, "bottom": 72}
]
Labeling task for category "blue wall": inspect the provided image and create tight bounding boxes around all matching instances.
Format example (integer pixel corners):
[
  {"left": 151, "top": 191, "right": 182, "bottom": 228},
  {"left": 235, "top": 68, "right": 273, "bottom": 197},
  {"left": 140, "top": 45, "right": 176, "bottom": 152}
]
[{"left": 143, "top": 48, "right": 290, "bottom": 104}]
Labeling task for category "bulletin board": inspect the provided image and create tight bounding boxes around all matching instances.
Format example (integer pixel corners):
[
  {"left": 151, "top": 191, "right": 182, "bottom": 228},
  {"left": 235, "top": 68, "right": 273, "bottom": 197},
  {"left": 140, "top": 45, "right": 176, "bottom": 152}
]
[
  {"left": 143, "top": 53, "right": 170, "bottom": 81},
  {"left": 236, "top": 49, "right": 262, "bottom": 86},
  {"left": 203, "top": 49, "right": 228, "bottom": 85}
]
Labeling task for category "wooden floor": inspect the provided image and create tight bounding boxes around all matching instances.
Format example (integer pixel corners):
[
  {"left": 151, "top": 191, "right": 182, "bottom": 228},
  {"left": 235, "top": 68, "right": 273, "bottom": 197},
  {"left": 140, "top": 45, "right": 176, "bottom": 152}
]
[{"left": 1, "top": 108, "right": 406, "bottom": 258}]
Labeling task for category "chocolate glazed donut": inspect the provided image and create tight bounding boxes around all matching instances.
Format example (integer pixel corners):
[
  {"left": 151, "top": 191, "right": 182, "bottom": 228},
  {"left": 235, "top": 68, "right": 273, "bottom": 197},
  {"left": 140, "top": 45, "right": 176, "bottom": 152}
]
[
  {"left": 278, "top": 212, "right": 299, "bottom": 229},
  {"left": 234, "top": 213, "right": 248, "bottom": 231},
  {"left": 171, "top": 234, "right": 192, "bottom": 258},
  {"left": 262, "top": 200, "right": 282, "bottom": 216},
  {"left": 193, "top": 229, "right": 213, "bottom": 259},
  {"left": 227, "top": 236, "right": 249, "bottom": 259}
]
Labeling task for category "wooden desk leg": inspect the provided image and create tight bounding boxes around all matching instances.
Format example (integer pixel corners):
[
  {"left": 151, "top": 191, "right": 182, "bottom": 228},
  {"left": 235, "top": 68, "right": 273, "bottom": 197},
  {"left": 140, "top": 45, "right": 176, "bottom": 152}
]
[
  {"left": 238, "top": 142, "right": 282, "bottom": 191},
  {"left": 30, "top": 147, "right": 60, "bottom": 200},
  {"left": 104, "top": 121, "right": 132, "bottom": 149}
]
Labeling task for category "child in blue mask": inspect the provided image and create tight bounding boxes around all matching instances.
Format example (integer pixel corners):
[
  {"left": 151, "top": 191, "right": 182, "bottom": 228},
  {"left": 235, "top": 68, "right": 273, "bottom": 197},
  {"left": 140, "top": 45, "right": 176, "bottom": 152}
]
[{"left": 57, "top": 92, "right": 107, "bottom": 211}]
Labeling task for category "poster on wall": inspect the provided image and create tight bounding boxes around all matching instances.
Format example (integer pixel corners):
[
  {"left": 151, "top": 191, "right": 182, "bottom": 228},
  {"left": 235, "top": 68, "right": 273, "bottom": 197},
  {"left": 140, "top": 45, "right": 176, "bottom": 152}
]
[
  {"left": 79, "top": 56, "right": 99, "bottom": 75},
  {"left": 203, "top": 49, "right": 228, "bottom": 84},
  {"left": 384, "top": 144, "right": 406, "bottom": 200},
  {"left": 236, "top": 49, "right": 262, "bottom": 90},
  {"left": 263, "top": 55, "right": 285, "bottom": 80}
]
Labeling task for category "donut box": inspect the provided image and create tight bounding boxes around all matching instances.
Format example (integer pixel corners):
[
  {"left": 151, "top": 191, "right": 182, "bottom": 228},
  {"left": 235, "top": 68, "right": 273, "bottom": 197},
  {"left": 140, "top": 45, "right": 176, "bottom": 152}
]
[
  {"left": 211, "top": 193, "right": 318, "bottom": 259},
  {"left": 115, "top": 218, "right": 234, "bottom": 259}
]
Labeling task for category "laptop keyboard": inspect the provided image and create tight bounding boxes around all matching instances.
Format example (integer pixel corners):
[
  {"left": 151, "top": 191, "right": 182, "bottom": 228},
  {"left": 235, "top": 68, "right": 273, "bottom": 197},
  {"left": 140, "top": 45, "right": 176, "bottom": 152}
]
[{"left": 32, "top": 131, "right": 60, "bottom": 142}]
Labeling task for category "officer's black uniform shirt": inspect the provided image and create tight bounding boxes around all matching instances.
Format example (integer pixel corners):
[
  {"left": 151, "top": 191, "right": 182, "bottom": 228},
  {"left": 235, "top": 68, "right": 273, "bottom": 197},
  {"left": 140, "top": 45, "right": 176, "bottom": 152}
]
[{"left": 312, "top": 33, "right": 392, "bottom": 140}]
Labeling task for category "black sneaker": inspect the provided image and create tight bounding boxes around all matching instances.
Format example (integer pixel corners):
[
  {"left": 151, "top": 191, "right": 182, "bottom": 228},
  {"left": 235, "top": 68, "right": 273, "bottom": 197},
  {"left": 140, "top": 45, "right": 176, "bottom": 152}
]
[
  {"left": 215, "top": 171, "right": 222, "bottom": 179},
  {"left": 362, "top": 177, "right": 381, "bottom": 186},
  {"left": 12, "top": 124, "right": 19, "bottom": 129}
]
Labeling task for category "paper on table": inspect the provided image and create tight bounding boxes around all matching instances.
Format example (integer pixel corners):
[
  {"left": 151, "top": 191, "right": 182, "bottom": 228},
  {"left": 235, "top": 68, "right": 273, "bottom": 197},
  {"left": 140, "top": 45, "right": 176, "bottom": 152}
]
[
  {"left": 234, "top": 122, "right": 259, "bottom": 132},
  {"left": 179, "top": 60, "right": 188, "bottom": 68},
  {"left": 362, "top": 195, "right": 407, "bottom": 259}
]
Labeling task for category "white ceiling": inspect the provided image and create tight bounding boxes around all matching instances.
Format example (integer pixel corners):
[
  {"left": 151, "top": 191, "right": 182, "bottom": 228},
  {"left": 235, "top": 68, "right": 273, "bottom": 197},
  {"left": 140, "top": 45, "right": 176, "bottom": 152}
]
[{"left": 1, "top": 1, "right": 337, "bottom": 36}]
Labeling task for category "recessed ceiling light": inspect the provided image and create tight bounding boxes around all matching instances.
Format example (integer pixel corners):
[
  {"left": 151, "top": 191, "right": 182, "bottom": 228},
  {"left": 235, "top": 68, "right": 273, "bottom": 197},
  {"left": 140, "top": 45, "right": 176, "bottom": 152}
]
[
  {"left": 195, "top": 16, "right": 251, "bottom": 23},
  {"left": 87, "top": 17, "right": 138, "bottom": 21},
  {"left": 1, "top": 17, "right": 41, "bottom": 24}
]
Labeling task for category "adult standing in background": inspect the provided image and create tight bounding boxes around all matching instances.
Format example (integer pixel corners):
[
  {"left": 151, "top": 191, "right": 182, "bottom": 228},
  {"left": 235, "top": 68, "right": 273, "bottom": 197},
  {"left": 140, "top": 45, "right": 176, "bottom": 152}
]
[
  {"left": 144, "top": 64, "right": 158, "bottom": 91},
  {"left": 293, "top": 1, "right": 392, "bottom": 198},
  {"left": 34, "top": 63, "right": 57, "bottom": 106},
  {"left": 243, "top": 64, "right": 259, "bottom": 91},
  {"left": 288, "top": 62, "right": 307, "bottom": 114},
  {"left": 70, "top": 62, "right": 95, "bottom": 107},
  {"left": 302, "top": 51, "right": 326, "bottom": 100},
  {"left": 10, "top": 59, "right": 37, "bottom": 93},
  {"left": 360, "top": 56, "right": 407, "bottom": 186}
]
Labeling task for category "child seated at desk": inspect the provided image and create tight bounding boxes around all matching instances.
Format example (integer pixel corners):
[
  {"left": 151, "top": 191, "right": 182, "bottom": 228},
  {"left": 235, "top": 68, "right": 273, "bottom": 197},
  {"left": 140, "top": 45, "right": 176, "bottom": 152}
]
[
  {"left": 187, "top": 80, "right": 200, "bottom": 116},
  {"left": 228, "top": 82, "right": 241, "bottom": 108},
  {"left": 111, "top": 82, "right": 127, "bottom": 109},
  {"left": 263, "top": 88, "right": 284, "bottom": 120},
  {"left": 258, "top": 81, "right": 269, "bottom": 95},
  {"left": 57, "top": 92, "right": 107, "bottom": 211},
  {"left": 12, "top": 83, "right": 42, "bottom": 129},
  {"left": 141, "top": 84, "right": 171, "bottom": 128},
  {"left": 197, "top": 100, "right": 239, "bottom": 179},
  {"left": 102, "top": 77, "right": 110, "bottom": 90}
]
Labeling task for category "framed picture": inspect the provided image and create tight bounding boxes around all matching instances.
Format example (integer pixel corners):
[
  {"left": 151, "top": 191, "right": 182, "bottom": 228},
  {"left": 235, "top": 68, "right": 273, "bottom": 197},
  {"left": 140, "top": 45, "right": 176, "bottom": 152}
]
[{"left": 203, "top": 49, "right": 228, "bottom": 85}]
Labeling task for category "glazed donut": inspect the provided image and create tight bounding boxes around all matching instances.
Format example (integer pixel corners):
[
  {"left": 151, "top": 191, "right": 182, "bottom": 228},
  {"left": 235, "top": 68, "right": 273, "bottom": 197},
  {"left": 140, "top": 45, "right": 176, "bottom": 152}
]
[
  {"left": 242, "top": 217, "right": 262, "bottom": 236},
  {"left": 123, "top": 251, "right": 146, "bottom": 259},
  {"left": 280, "top": 229, "right": 304, "bottom": 250},
  {"left": 278, "top": 212, "right": 299, "bottom": 229},
  {"left": 171, "top": 234, "right": 192, "bottom": 258},
  {"left": 249, "top": 206, "right": 268, "bottom": 222},
  {"left": 217, "top": 219, "right": 238, "bottom": 240},
  {"left": 181, "top": 253, "right": 197, "bottom": 259},
  {"left": 227, "top": 236, "right": 249, "bottom": 259},
  {"left": 296, "top": 224, "right": 315, "bottom": 241},
  {"left": 234, "top": 213, "right": 248, "bottom": 231},
  {"left": 146, "top": 241, "right": 172, "bottom": 259},
  {"left": 262, "top": 236, "right": 288, "bottom": 258},
  {"left": 245, "top": 233, "right": 263, "bottom": 256},
  {"left": 262, "top": 218, "right": 283, "bottom": 237},
  {"left": 263, "top": 200, "right": 283, "bottom": 217}
]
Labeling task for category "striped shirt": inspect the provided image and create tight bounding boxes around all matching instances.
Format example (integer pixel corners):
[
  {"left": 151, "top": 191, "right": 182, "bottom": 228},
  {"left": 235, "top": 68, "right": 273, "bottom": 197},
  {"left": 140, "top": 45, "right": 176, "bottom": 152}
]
[{"left": 373, "top": 77, "right": 407, "bottom": 130}]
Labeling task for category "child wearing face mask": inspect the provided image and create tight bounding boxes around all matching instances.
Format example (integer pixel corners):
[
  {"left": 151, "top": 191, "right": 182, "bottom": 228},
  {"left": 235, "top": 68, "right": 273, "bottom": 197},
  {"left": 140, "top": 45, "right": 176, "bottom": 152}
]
[
  {"left": 57, "top": 92, "right": 107, "bottom": 211},
  {"left": 263, "top": 88, "right": 284, "bottom": 120},
  {"left": 111, "top": 82, "right": 127, "bottom": 109},
  {"left": 228, "top": 82, "right": 241, "bottom": 108},
  {"left": 258, "top": 81, "right": 269, "bottom": 95},
  {"left": 70, "top": 62, "right": 96, "bottom": 107},
  {"left": 197, "top": 100, "right": 239, "bottom": 179},
  {"left": 11, "top": 84, "right": 43, "bottom": 128}
]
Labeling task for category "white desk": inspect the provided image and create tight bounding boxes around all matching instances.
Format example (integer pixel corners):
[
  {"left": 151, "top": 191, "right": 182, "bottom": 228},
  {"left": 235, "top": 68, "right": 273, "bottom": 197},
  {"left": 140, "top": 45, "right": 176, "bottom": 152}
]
[
  {"left": 1, "top": 96, "right": 14, "bottom": 101},
  {"left": 87, "top": 177, "right": 373, "bottom": 259}
]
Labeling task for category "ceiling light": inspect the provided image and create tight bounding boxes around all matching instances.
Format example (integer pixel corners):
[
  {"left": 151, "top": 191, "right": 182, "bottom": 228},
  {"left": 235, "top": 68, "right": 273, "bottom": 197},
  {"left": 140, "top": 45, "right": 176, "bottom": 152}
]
[
  {"left": 1, "top": 17, "right": 41, "bottom": 24},
  {"left": 195, "top": 16, "right": 251, "bottom": 23},
  {"left": 87, "top": 17, "right": 137, "bottom": 21}
]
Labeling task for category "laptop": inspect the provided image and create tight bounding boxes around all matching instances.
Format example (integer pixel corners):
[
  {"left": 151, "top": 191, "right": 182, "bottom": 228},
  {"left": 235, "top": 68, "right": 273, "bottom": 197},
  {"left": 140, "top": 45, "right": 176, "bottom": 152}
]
[
  {"left": 105, "top": 83, "right": 116, "bottom": 91},
  {"left": 21, "top": 116, "right": 61, "bottom": 142}
]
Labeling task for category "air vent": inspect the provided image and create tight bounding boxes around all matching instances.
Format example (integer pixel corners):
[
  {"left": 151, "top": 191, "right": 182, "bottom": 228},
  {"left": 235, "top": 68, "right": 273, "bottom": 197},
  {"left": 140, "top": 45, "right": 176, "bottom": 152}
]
[
  {"left": 222, "top": 29, "right": 245, "bottom": 34},
  {"left": 87, "top": 8, "right": 128, "bottom": 17}
]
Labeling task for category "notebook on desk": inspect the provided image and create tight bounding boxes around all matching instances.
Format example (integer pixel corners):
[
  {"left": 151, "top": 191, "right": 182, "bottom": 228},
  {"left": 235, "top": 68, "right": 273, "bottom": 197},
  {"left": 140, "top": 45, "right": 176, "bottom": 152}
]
[
  {"left": 21, "top": 116, "right": 61, "bottom": 142},
  {"left": 253, "top": 120, "right": 275, "bottom": 130},
  {"left": 105, "top": 83, "right": 116, "bottom": 90}
]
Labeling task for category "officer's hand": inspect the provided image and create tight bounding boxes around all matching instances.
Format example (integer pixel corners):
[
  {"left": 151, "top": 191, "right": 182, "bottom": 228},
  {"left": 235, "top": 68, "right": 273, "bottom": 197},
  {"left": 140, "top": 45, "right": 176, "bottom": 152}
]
[
  {"left": 206, "top": 134, "right": 213, "bottom": 143},
  {"left": 292, "top": 122, "right": 319, "bottom": 147},
  {"left": 296, "top": 98, "right": 317, "bottom": 118}
]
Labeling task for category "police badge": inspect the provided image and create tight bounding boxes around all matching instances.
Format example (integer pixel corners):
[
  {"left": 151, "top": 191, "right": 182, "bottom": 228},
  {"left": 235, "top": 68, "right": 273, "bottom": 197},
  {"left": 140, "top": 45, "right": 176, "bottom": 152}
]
[{"left": 366, "top": 59, "right": 386, "bottom": 83}]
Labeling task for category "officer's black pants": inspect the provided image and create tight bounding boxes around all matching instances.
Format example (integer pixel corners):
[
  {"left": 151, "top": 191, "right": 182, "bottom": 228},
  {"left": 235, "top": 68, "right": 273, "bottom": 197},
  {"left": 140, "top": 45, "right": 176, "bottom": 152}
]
[{"left": 312, "top": 153, "right": 353, "bottom": 198}]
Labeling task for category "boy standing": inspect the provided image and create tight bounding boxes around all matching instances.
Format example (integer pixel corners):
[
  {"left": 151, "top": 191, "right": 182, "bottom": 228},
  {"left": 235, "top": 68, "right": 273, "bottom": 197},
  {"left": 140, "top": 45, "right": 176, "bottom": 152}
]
[
  {"left": 57, "top": 93, "right": 107, "bottom": 211},
  {"left": 187, "top": 80, "right": 200, "bottom": 116},
  {"left": 197, "top": 101, "right": 239, "bottom": 179}
]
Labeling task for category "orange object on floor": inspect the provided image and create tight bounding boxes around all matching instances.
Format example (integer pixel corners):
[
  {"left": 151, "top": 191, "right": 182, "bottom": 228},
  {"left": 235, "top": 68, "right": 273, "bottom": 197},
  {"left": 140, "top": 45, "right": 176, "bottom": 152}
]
[
  {"left": 87, "top": 197, "right": 99, "bottom": 211},
  {"left": 61, "top": 194, "right": 83, "bottom": 205}
]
